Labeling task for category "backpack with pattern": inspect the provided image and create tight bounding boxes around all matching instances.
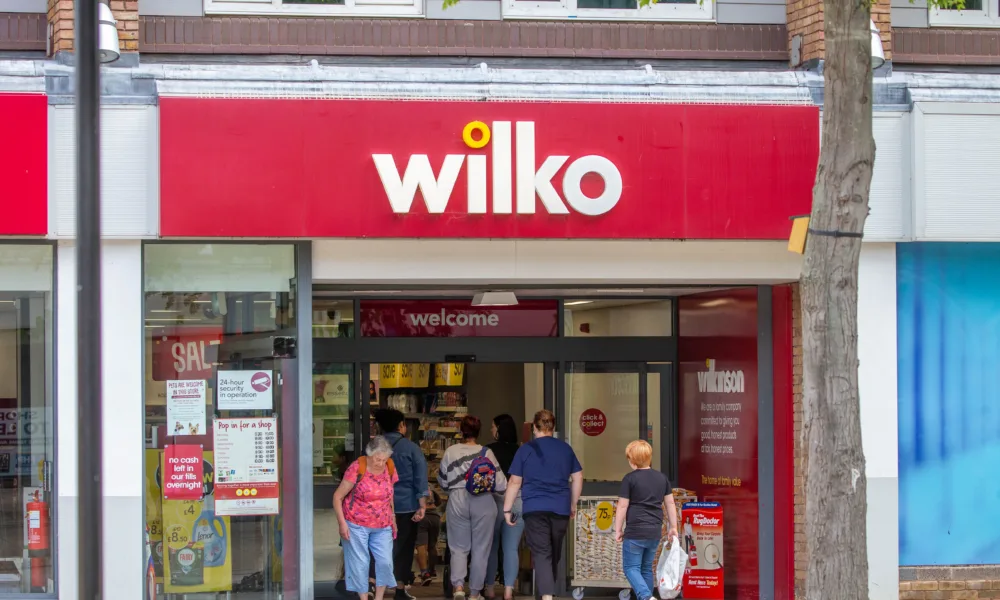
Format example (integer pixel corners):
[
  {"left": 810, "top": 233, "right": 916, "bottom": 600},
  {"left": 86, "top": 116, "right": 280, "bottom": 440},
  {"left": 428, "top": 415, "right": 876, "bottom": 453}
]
[{"left": 464, "top": 448, "right": 497, "bottom": 496}]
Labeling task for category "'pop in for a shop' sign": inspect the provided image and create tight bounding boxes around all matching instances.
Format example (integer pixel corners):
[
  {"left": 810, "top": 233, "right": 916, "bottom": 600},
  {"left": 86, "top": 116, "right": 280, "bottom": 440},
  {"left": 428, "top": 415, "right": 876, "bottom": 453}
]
[{"left": 216, "top": 370, "right": 273, "bottom": 411}]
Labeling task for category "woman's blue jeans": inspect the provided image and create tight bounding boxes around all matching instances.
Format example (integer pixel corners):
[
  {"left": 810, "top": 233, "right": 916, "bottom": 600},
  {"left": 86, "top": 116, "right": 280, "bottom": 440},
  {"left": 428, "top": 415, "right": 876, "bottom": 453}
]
[
  {"left": 621, "top": 538, "right": 660, "bottom": 600},
  {"left": 485, "top": 496, "right": 525, "bottom": 589}
]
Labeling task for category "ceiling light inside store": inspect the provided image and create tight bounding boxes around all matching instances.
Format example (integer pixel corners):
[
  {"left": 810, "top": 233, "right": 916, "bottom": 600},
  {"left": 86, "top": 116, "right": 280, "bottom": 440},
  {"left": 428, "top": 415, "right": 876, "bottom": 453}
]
[
  {"left": 564, "top": 300, "right": 594, "bottom": 306},
  {"left": 472, "top": 291, "right": 518, "bottom": 306},
  {"left": 699, "top": 299, "right": 732, "bottom": 308}
]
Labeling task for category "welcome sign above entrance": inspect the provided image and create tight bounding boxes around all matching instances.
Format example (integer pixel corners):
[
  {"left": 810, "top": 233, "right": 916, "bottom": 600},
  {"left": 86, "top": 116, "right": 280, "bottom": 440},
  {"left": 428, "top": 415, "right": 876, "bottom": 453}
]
[
  {"left": 158, "top": 99, "right": 819, "bottom": 240},
  {"left": 359, "top": 300, "right": 558, "bottom": 337}
]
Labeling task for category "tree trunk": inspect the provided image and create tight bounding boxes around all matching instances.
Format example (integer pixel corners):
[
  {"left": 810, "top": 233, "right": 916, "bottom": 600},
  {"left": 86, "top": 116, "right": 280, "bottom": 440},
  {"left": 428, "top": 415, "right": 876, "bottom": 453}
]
[{"left": 801, "top": 0, "right": 875, "bottom": 598}]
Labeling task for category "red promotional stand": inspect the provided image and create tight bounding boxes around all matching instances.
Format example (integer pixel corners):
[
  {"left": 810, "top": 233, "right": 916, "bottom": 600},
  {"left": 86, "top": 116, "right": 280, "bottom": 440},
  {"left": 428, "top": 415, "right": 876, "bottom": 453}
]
[{"left": 682, "top": 502, "right": 725, "bottom": 599}]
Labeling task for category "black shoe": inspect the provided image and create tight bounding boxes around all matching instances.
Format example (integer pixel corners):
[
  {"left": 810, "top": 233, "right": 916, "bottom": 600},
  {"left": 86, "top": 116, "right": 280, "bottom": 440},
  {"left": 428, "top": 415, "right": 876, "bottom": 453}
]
[{"left": 395, "top": 587, "right": 416, "bottom": 600}]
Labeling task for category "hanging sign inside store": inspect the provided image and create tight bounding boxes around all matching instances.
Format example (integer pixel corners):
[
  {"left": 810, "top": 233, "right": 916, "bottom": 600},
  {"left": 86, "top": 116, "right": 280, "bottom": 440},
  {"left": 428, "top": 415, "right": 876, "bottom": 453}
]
[
  {"left": 681, "top": 502, "right": 725, "bottom": 599},
  {"left": 166, "top": 380, "right": 207, "bottom": 436},
  {"left": 579, "top": 408, "right": 608, "bottom": 437},
  {"left": 360, "top": 300, "right": 558, "bottom": 337},
  {"left": 152, "top": 328, "right": 223, "bottom": 381},
  {"left": 379, "top": 363, "right": 431, "bottom": 388},
  {"left": 213, "top": 418, "right": 280, "bottom": 516},
  {"left": 434, "top": 363, "right": 465, "bottom": 387},
  {"left": 162, "top": 444, "right": 204, "bottom": 501},
  {"left": 160, "top": 99, "right": 819, "bottom": 240},
  {"left": 216, "top": 371, "right": 273, "bottom": 411}
]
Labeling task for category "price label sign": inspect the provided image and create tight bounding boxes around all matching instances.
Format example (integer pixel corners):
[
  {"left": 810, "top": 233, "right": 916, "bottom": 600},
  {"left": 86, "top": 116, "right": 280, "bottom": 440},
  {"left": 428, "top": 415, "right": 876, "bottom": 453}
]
[{"left": 213, "top": 418, "right": 279, "bottom": 516}]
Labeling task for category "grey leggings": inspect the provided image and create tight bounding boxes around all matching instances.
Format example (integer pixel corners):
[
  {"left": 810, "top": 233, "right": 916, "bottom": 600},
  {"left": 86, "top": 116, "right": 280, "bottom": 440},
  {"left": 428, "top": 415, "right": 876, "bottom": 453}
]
[{"left": 446, "top": 488, "right": 498, "bottom": 593}]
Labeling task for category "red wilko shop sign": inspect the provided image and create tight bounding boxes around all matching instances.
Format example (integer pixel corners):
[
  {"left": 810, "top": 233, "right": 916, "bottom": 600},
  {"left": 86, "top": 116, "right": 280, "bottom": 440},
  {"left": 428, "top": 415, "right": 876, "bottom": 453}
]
[
  {"left": 0, "top": 94, "right": 47, "bottom": 236},
  {"left": 360, "top": 300, "right": 558, "bottom": 337},
  {"left": 159, "top": 99, "right": 818, "bottom": 240}
]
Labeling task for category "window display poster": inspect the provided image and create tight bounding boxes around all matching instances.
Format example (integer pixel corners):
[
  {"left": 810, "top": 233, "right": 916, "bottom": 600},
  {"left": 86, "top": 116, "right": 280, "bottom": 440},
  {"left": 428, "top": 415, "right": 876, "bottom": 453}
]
[
  {"left": 217, "top": 370, "right": 273, "bottom": 411},
  {"left": 144, "top": 450, "right": 164, "bottom": 580},
  {"left": 166, "top": 380, "right": 207, "bottom": 436},
  {"left": 161, "top": 450, "right": 232, "bottom": 594},
  {"left": 678, "top": 288, "right": 759, "bottom": 598},
  {"left": 682, "top": 502, "right": 725, "bottom": 599},
  {"left": 213, "top": 417, "right": 279, "bottom": 516},
  {"left": 163, "top": 444, "right": 204, "bottom": 501}
]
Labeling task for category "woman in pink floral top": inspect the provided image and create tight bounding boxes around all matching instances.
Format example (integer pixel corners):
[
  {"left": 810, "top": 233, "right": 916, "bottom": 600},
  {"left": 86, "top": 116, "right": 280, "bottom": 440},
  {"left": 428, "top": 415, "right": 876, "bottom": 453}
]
[{"left": 334, "top": 436, "right": 400, "bottom": 600}]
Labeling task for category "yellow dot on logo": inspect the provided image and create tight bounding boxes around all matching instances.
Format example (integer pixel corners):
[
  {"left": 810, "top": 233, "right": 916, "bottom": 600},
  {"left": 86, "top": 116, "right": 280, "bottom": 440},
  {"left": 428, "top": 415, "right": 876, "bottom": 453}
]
[
  {"left": 462, "top": 121, "right": 491, "bottom": 149},
  {"left": 250, "top": 488, "right": 258, "bottom": 496},
  {"left": 236, "top": 489, "right": 243, "bottom": 497}
]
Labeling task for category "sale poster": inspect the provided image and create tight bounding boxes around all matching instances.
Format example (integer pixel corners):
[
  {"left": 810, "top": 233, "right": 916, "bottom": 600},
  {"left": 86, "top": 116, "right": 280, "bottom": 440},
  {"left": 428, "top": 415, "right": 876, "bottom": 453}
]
[
  {"left": 217, "top": 370, "right": 273, "bottom": 411},
  {"left": 682, "top": 502, "right": 725, "bottom": 599},
  {"left": 163, "top": 444, "right": 204, "bottom": 500},
  {"left": 166, "top": 380, "right": 207, "bottom": 436},
  {"left": 161, "top": 449, "right": 232, "bottom": 593},
  {"left": 213, "top": 417, "right": 280, "bottom": 516}
]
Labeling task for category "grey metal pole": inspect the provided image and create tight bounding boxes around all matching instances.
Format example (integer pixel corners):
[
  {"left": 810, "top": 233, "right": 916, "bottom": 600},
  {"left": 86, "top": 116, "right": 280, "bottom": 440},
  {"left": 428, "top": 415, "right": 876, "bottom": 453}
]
[{"left": 75, "top": 0, "right": 103, "bottom": 598}]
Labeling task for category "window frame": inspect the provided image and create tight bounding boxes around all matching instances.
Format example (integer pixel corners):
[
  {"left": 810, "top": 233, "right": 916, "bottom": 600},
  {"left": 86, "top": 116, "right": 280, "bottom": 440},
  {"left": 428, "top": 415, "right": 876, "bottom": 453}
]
[
  {"left": 502, "top": 0, "right": 713, "bottom": 23},
  {"left": 204, "top": 0, "right": 423, "bottom": 18},
  {"left": 928, "top": 0, "right": 998, "bottom": 27}
]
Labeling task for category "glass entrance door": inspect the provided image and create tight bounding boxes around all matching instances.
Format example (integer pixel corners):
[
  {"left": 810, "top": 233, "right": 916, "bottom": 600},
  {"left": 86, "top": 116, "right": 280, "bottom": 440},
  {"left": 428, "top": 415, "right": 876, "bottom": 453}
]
[{"left": 561, "top": 362, "right": 674, "bottom": 592}]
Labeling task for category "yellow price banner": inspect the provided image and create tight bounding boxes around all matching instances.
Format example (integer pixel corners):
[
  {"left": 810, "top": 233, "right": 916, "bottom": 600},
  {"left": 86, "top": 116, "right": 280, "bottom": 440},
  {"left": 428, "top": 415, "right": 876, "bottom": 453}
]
[
  {"left": 380, "top": 364, "right": 430, "bottom": 389},
  {"left": 144, "top": 450, "right": 164, "bottom": 581},
  {"left": 434, "top": 363, "right": 465, "bottom": 387}
]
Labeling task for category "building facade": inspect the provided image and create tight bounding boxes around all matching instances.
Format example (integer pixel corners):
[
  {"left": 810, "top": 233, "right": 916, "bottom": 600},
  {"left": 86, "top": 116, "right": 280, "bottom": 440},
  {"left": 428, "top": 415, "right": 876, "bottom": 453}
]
[{"left": 0, "top": 0, "right": 998, "bottom": 598}]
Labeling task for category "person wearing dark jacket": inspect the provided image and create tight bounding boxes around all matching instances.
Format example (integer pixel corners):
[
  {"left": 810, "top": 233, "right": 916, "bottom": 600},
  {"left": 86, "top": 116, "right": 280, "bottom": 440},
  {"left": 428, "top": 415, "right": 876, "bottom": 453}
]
[
  {"left": 484, "top": 414, "right": 524, "bottom": 600},
  {"left": 375, "top": 409, "right": 428, "bottom": 600}
]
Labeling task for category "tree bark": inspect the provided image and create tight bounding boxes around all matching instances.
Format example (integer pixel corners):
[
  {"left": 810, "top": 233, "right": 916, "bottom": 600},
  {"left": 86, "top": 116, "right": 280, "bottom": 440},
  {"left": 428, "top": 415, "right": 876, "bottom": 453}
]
[{"left": 801, "top": 0, "right": 874, "bottom": 598}]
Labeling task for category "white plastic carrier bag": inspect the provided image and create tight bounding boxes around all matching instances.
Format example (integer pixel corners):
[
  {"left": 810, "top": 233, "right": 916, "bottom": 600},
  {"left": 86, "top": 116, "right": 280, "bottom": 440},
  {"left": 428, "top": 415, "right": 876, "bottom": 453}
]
[{"left": 656, "top": 535, "right": 687, "bottom": 599}]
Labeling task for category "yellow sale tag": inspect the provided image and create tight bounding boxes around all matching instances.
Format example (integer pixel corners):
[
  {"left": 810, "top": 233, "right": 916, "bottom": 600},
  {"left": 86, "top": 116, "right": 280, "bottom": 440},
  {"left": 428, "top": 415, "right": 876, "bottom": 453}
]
[
  {"left": 434, "top": 363, "right": 465, "bottom": 387},
  {"left": 595, "top": 501, "right": 615, "bottom": 533}
]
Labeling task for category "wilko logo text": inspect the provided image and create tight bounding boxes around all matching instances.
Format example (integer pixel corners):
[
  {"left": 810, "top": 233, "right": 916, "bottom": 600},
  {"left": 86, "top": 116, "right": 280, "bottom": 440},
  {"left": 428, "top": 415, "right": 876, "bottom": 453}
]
[
  {"left": 692, "top": 514, "right": 721, "bottom": 527},
  {"left": 696, "top": 359, "right": 745, "bottom": 394},
  {"left": 373, "top": 121, "right": 622, "bottom": 217}
]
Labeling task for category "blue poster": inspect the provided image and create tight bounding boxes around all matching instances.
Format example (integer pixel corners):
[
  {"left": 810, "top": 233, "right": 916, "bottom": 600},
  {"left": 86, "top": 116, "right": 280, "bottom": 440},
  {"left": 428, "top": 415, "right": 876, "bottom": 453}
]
[{"left": 897, "top": 243, "right": 1000, "bottom": 565}]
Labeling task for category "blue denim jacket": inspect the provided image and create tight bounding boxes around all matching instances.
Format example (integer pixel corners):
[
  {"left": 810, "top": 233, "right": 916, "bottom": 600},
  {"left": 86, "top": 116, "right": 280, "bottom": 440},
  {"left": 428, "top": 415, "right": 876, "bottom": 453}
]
[{"left": 385, "top": 432, "right": 429, "bottom": 514}]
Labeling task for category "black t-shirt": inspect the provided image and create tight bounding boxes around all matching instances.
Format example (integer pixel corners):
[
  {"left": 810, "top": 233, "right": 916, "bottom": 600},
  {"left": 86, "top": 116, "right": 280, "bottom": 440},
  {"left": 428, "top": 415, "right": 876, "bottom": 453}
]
[
  {"left": 619, "top": 469, "right": 672, "bottom": 540},
  {"left": 487, "top": 441, "right": 520, "bottom": 477}
]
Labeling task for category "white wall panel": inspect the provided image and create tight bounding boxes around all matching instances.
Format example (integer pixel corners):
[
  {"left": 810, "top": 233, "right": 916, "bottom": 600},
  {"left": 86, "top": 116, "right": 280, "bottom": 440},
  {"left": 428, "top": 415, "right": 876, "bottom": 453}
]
[
  {"left": 914, "top": 102, "right": 1000, "bottom": 241},
  {"left": 820, "top": 112, "right": 908, "bottom": 241},
  {"left": 857, "top": 243, "right": 899, "bottom": 600},
  {"left": 55, "top": 241, "right": 79, "bottom": 600},
  {"left": 49, "top": 105, "right": 159, "bottom": 239},
  {"left": 312, "top": 239, "right": 802, "bottom": 284},
  {"left": 867, "top": 113, "right": 908, "bottom": 241}
]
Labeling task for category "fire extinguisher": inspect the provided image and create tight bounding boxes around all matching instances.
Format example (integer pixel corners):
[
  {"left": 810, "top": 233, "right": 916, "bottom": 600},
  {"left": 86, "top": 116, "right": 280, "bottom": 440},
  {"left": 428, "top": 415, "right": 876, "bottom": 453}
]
[
  {"left": 26, "top": 492, "right": 49, "bottom": 590},
  {"left": 26, "top": 494, "right": 49, "bottom": 556}
]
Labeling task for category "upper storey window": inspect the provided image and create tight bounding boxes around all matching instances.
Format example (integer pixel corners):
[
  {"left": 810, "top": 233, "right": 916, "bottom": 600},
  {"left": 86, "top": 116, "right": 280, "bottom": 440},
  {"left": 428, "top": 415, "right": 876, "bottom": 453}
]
[
  {"left": 205, "top": 0, "right": 422, "bottom": 18},
  {"left": 929, "top": 0, "right": 1000, "bottom": 26}
]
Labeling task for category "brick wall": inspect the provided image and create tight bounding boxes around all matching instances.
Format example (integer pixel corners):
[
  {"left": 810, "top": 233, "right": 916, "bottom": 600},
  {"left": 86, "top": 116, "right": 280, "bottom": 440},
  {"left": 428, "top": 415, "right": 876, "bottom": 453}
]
[
  {"left": 45, "top": 0, "right": 137, "bottom": 55},
  {"left": 791, "top": 283, "right": 806, "bottom": 598},
  {"left": 787, "top": 0, "right": 891, "bottom": 66},
  {"left": 900, "top": 567, "right": 1000, "bottom": 599}
]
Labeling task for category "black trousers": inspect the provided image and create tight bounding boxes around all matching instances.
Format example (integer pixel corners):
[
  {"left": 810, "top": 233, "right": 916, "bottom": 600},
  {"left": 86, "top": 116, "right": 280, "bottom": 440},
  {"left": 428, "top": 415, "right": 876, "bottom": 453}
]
[
  {"left": 368, "top": 513, "right": 420, "bottom": 586},
  {"left": 522, "top": 512, "right": 569, "bottom": 597}
]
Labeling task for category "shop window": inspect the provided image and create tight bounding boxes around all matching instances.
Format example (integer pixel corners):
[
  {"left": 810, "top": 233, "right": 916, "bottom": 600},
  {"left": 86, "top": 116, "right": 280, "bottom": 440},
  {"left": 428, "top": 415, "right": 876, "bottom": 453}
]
[
  {"left": 204, "top": 0, "right": 422, "bottom": 18},
  {"left": 313, "top": 299, "right": 354, "bottom": 339},
  {"left": 0, "top": 244, "right": 54, "bottom": 595},
  {"left": 564, "top": 299, "right": 672, "bottom": 337},
  {"left": 143, "top": 243, "right": 298, "bottom": 598},
  {"left": 929, "top": 0, "right": 1000, "bottom": 26},
  {"left": 503, "top": 0, "right": 712, "bottom": 22}
]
